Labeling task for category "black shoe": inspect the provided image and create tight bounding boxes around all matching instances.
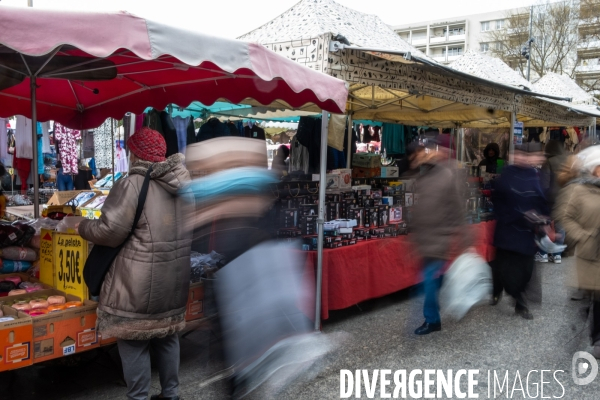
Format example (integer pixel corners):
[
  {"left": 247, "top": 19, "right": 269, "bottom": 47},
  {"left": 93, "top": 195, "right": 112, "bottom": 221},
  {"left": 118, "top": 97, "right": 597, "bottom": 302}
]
[
  {"left": 414, "top": 321, "right": 441, "bottom": 335},
  {"left": 515, "top": 308, "right": 533, "bottom": 320},
  {"left": 491, "top": 293, "right": 502, "bottom": 306},
  {"left": 150, "top": 396, "right": 180, "bottom": 400}
]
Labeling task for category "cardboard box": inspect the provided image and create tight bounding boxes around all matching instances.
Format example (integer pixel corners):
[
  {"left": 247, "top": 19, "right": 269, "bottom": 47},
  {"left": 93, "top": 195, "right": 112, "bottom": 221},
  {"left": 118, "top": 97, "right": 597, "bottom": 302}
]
[
  {"left": 46, "top": 190, "right": 82, "bottom": 206},
  {"left": 352, "top": 153, "right": 381, "bottom": 169},
  {"left": 381, "top": 167, "right": 399, "bottom": 178},
  {"left": 352, "top": 167, "right": 381, "bottom": 179},
  {"left": 0, "top": 305, "right": 33, "bottom": 372},
  {"left": 185, "top": 282, "right": 205, "bottom": 322},
  {"left": 5, "top": 289, "right": 99, "bottom": 363},
  {"left": 332, "top": 169, "right": 352, "bottom": 190}
]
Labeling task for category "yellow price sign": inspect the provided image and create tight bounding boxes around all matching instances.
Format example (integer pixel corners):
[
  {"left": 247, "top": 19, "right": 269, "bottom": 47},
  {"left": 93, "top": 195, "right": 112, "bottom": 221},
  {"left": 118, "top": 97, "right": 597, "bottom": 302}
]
[{"left": 53, "top": 233, "right": 88, "bottom": 300}]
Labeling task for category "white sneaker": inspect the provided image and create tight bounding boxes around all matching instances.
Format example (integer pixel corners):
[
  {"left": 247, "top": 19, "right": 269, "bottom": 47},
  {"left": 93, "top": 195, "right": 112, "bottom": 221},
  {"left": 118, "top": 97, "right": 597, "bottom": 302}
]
[
  {"left": 551, "top": 254, "right": 562, "bottom": 264},
  {"left": 535, "top": 252, "right": 548, "bottom": 263}
]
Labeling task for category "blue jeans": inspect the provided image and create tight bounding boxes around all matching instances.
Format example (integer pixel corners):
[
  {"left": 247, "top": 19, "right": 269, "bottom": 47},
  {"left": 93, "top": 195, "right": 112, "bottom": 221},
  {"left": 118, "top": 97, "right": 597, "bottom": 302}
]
[
  {"left": 56, "top": 169, "right": 73, "bottom": 191},
  {"left": 422, "top": 258, "right": 445, "bottom": 324},
  {"left": 539, "top": 223, "right": 565, "bottom": 256}
]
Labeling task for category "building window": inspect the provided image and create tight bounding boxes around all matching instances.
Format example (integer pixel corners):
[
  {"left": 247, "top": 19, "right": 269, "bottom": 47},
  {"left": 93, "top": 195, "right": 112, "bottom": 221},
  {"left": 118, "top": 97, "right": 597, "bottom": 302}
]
[
  {"left": 481, "top": 21, "right": 490, "bottom": 31},
  {"left": 443, "top": 47, "right": 463, "bottom": 56},
  {"left": 480, "top": 43, "right": 489, "bottom": 52},
  {"left": 494, "top": 42, "right": 502, "bottom": 51},
  {"left": 495, "top": 19, "right": 505, "bottom": 29},
  {"left": 445, "top": 27, "right": 464, "bottom": 36}
]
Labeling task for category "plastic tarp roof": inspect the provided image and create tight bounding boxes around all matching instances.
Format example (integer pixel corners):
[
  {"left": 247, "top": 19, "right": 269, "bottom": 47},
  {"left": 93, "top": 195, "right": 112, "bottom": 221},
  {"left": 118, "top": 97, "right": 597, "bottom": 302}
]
[{"left": 239, "top": 0, "right": 593, "bottom": 128}]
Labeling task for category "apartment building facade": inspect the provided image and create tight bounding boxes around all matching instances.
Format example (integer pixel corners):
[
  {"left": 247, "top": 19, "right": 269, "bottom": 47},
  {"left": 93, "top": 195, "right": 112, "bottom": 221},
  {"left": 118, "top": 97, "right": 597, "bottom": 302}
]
[
  {"left": 392, "top": 9, "right": 522, "bottom": 64},
  {"left": 393, "top": 2, "right": 600, "bottom": 95}
]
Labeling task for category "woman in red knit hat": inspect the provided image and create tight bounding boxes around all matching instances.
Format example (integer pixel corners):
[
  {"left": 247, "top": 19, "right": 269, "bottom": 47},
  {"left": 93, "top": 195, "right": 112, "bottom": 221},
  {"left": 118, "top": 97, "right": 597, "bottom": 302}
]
[{"left": 78, "top": 127, "right": 192, "bottom": 400}]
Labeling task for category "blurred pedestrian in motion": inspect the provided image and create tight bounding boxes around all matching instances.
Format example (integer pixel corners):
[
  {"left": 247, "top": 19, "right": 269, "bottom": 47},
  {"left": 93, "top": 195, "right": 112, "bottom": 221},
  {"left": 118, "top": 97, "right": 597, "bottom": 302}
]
[
  {"left": 478, "top": 142, "right": 501, "bottom": 174},
  {"left": 408, "top": 141, "right": 464, "bottom": 335},
  {"left": 185, "top": 137, "right": 335, "bottom": 397},
  {"left": 537, "top": 140, "right": 567, "bottom": 264},
  {"left": 559, "top": 146, "right": 600, "bottom": 357},
  {"left": 78, "top": 128, "right": 192, "bottom": 400},
  {"left": 491, "top": 143, "right": 548, "bottom": 320}
]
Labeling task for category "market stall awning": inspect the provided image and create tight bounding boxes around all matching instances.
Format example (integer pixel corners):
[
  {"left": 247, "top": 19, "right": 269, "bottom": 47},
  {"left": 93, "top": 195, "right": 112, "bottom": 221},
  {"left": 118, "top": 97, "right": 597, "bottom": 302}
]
[
  {"left": 0, "top": 6, "right": 348, "bottom": 130},
  {"left": 534, "top": 72, "right": 598, "bottom": 105},
  {"left": 238, "top": 0, "right": 590, "bottom": 128}
]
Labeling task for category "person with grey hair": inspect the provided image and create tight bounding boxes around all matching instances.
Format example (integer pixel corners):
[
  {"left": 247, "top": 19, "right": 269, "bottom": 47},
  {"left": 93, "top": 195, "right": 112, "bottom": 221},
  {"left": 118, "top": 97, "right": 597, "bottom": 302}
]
[{"left": 560, "top": 146, "right": 600, "bottom": 357}]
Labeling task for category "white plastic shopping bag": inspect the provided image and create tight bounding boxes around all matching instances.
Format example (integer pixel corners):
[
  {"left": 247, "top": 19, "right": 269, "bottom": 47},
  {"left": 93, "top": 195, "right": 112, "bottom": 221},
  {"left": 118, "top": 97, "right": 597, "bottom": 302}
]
[{"left": 439, "top": 251, "right": 492, "bottom": 320}]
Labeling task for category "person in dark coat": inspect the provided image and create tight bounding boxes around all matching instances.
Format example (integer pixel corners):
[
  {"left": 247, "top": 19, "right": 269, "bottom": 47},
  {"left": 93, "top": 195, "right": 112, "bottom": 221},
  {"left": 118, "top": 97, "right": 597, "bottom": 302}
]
[
  {"left": 478, "top": 142, "right": 500, "bottom": 173},
  {"left": 491, "top": 142, "right": 548, "bottom": 319}
]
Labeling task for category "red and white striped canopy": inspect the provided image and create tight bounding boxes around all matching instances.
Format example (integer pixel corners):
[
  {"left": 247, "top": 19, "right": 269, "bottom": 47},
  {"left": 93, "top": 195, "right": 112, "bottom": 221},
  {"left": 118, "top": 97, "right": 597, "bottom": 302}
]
[{"left": 0, "top": 6, "right": 348, "bottom": 129}]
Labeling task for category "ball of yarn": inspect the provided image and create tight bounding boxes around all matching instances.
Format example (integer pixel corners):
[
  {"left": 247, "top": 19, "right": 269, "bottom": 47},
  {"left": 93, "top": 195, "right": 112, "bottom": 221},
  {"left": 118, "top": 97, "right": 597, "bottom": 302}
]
[
  {"left": 29, "top": 299, "right": 48, "bottom": 309},
  {"left": 3, "top": 276, "right": 21, "bottom": 285},
  {"left": 0, "top": 281, "right": 16, "bottom": 293},
  {"left": 47, "top": 304, "right": 66, "bottom": 313},
  {"left": 25, "top": 286, "right": 42, "bottom": 293},
  {"left": 12, "top": 301, "right": 31, "bottom": 311},
  {"left": 8, "top": 289, "right": 27, "bottom": 296},
  {"left": 47, "top": 295, "right": 66, "bottom": 305},
  {"left": 64, "top": 301, "right": 83, "bottom": 308},
  {"left": 27, "top": 309, "right": 48, "bottom": 316},
  {"left": 0, "top": 316, "right": 15, "bottom": 322}
]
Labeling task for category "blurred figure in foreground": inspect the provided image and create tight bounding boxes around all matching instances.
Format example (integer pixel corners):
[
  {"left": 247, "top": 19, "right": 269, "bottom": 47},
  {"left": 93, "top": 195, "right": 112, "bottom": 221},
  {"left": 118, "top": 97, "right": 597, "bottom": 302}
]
[
  {"left": 271, "top": 144, "right": 289, "bottom": 179},
  {"left": 537, "top": 140, "right": 567, "bottom": 264},
  {"left": 409, "top": 141, "right": 464, "bottom": 335},
  {"left": 185, "top": 137, "right": 335, "bottom": 398},
  {"left": 491, "top": 143, "right": 548, "bottom": 320},
  {"left": 559, "top": 146, "right": 600, "bottom": 357},
  {"left": 79, "top": 128, "right": 192, "bottom": 400}
]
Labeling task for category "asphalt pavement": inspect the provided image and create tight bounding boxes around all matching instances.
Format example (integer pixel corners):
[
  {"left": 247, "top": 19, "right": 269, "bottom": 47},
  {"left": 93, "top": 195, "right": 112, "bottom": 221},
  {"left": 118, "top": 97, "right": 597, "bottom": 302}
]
[{"left": 2, "top": 255, "right": 598, "bottom": 399}]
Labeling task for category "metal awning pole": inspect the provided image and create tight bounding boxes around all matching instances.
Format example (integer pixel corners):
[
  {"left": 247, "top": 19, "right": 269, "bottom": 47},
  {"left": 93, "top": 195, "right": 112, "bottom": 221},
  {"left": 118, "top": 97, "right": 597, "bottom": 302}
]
[
  {"left": 346, "top": 112, "right": 353, "bottom": 169},
  {"left": 31, "top": 76, "right": 40, "bottom": 218},
  {"left": 111, "top": 119, "right": 115, "bottom": 185},
  {"left": 314, "top": 110, "right": 329, "bottom": 331},
  {"left": 509, "top": 112, "right": 516, "bottom": 165}
]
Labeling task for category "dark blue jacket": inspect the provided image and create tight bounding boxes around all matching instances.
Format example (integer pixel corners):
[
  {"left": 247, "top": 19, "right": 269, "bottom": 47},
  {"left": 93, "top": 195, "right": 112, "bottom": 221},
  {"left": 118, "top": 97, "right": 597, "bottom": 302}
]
[{"left": 493, "top": 165, "right": 548, "bottom": 255}]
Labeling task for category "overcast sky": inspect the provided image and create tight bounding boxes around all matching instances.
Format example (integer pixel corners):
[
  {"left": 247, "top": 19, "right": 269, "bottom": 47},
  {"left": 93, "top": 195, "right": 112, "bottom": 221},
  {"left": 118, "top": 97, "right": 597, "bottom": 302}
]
[{"left": 2, "top": 0, "right": 535, "bottom": 38}]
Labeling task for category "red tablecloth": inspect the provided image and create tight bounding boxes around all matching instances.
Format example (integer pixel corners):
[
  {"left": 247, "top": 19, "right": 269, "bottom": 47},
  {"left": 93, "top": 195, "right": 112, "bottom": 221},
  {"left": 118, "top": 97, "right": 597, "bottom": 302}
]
[{"left": 302, "top": 221, "right": 495, "bottom": 320}]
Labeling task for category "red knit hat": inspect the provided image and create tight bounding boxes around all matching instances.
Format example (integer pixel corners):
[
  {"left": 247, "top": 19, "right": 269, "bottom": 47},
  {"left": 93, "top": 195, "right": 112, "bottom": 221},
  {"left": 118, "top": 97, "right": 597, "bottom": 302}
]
[{"left": 127, "top": 127, "right": 166, "bottom": 162}]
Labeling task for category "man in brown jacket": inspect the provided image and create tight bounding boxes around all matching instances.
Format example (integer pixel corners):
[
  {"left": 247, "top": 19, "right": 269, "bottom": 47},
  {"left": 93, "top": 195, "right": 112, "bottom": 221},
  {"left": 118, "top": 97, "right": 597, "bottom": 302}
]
[
  {"left": 409, "top": 142, "right": 464, "bottom": 335},
  {"left": 78, "top": 128, "right": 192, "bottom": 400}
]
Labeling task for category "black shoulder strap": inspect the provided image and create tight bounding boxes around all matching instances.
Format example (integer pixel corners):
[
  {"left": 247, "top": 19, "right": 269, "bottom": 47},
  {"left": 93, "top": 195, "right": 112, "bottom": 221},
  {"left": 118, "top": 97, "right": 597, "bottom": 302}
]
[{"left": 129, "top": 165, "right": 153, "bottom": 237}]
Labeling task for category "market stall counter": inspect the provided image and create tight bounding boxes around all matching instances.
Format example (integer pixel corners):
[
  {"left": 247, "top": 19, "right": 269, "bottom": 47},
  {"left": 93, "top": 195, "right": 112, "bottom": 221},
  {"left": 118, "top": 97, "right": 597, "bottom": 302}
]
[{"left": 302, "top": 221, "right": 495, "bottom": 320}]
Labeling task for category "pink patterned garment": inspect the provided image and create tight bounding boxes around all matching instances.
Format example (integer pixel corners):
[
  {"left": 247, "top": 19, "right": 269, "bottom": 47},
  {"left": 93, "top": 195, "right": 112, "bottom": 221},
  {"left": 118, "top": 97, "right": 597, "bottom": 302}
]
[{"left": 54, "top": 122, "right": 81, "bottom": 175}]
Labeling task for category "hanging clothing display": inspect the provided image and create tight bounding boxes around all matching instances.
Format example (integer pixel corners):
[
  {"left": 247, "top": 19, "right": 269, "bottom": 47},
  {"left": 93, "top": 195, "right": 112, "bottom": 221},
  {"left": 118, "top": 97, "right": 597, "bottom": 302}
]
[
  {"left": 93, "top": 119, "right": 114, "bottom": 169},
  {"left": 15, "top": 116, "right": 34, "bottom": 159},
  {"left": 114, "top": 146, "right": 128, "bottom": 173},
  {"left": 37, "top": 130, "right": 44, "bottom": 175},
  {"left": 289, "top": 135, "right": 309, "bottom": 174},
  {"left": 296, "top": 116, "right": 321, "bottom": 174},
  {"left": 41, "top": 121, "right": 51, "bottom": 154},
  {"left": 13, "top": 147, "right": 31, "bottom": 194},
  {"left": 343, "top": 126, "right": 358, "bottom": 166},
  {"left": 173, "top": 116, "right": 190, "bottom": 154},
  {"left": 0, "top": 118, "right": 9, "bottom": 166},
  {"left": 144, "top": 109, "right": 164, "bottom": 135},
  {"left": 371, "top": 126, "right": 381, "bottom": 142},
  {"left": 197, "top": 118, "right": 230, "bottom": 142},
  {"left": 381, "top": 123, "right": 405, "bottom": 156},
  {"left": 225, "top": 121, "right": 242, "bottom": 137},
  {"left": 244, "top": 124, "right": 266, "bottom": 141},
  {"left": 159, "top": 111, "right": 179, "bottom": 157},
  {"left": 54, "top": 122, "right": 81, "bottom": 175},
  {"left": 327, "top": 114, "right": 346, "bottom": 151}
]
